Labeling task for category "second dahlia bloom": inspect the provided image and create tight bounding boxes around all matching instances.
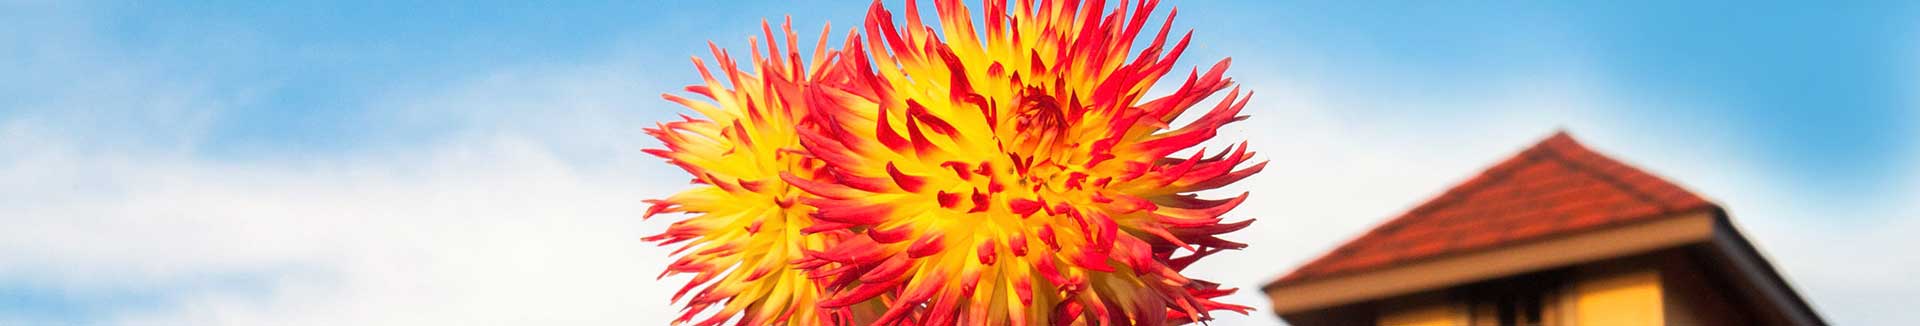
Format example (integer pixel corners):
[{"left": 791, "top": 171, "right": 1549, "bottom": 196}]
[{"left": 788, "top": 0, "right": 1262, "bottom": 325}]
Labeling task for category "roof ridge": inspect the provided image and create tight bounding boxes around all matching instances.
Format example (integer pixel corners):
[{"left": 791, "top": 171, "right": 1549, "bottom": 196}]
[
  {"left": 1534, "top": 137, "right": 1676, "bottom": 212},
  {"left": 1268, "top": 131, "right": 1717, "bottom": 287}
]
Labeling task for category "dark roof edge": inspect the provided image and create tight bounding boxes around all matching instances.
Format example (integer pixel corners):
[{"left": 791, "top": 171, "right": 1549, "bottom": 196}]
[{"left": 1707, "top": 208, "right": 1827, "bottom": 325}]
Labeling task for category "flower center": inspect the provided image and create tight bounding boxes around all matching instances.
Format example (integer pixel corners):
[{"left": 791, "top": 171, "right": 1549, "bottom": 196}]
[{"left": 1011, "top": 88, "right": 1070, "bottom": 156}]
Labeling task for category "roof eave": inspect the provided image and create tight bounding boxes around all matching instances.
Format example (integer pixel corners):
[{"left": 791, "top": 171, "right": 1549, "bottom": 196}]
[
  {"left": 1261, "top": 209, "right": 1827, "bottom": 325},
  {"left": 1262, "top": 210, "right": 1719, "bottom": 316},
  {"left": 1702, "top": 209, "right": 1827, "bottom": 325}
]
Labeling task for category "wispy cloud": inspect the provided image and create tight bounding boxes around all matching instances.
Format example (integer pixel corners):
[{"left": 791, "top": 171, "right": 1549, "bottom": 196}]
[
  {"left": 1, "top": 7, "right": 690, "bottom": 320},
  {"left": 0, "top": 57, "right": 692, "bottom": 324}
]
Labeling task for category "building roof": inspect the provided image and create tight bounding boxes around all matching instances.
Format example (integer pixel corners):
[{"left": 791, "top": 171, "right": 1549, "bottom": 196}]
[{"left": 1269, "top": 131, "right": 1717, "bottom": 286}]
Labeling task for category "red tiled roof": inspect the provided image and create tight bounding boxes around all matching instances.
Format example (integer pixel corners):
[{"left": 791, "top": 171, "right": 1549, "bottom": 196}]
[{"left": 1269, "top": 131, "right": 1716, "bottom": 286}]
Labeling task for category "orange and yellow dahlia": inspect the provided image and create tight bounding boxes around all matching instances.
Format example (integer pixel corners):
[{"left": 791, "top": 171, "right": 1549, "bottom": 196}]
[
  {"left": 646, "top": 1, "right": 1260, "bottom": 325},
  {"left": 791, "top": 0, "right": 1262, "bottom": 324}
]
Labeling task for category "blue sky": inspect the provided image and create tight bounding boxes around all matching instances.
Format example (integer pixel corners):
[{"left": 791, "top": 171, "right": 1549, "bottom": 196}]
[{"left": 3, "top": 1, "right": 1916, "bottom": 325}]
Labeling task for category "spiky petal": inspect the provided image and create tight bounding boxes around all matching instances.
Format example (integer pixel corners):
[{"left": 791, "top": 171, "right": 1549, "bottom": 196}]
[{"left": 791, "top": 0, "right": 1261, "bottom": 325}]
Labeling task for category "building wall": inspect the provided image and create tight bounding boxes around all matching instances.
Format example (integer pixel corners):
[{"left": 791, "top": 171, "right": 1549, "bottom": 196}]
[
  {"left": 1377, "top": 292, "right": 1465, "bottom": 326},
  {"left": 1352, "top": 250, "right": 1765, "bottom": 326},
  {"left": 1569, "top": 266, "right": 1665, "bottom": 325}
]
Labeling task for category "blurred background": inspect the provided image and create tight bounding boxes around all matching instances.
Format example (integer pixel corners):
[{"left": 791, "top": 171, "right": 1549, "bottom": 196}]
[{"left": 2, "top": 1, "right": 1914, "bottom": 324}]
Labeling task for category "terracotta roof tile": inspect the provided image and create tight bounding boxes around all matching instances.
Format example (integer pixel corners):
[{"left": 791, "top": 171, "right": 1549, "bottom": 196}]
[{"left": 1269, "top": 131, "right": 1716, "bottom": 286}]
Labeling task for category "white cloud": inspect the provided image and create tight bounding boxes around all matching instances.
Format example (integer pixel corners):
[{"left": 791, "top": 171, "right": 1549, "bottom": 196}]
[
  {"left": 2, "top": 116, "right": 689, "bottom": 325},
  {"left": 0, "top": 16, "right": 693, "bottom": 320}
]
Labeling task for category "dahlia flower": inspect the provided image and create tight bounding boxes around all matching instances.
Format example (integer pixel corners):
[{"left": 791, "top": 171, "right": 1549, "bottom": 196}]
[
  {"left": 642, "top": 20, "right": 872, "bottom": 325},
  {"left": 783, "top": 0, "right": 1263, "bottom": 325}
]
